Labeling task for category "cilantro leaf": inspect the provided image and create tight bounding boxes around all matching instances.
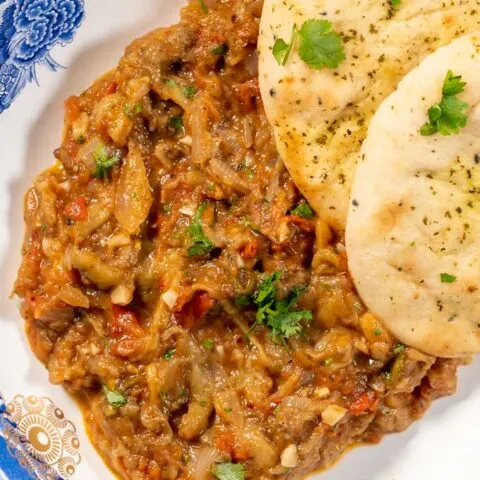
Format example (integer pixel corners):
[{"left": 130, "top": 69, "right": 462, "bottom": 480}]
[
  {"left": 170, "top": 115, "right": 184, "bottom": 131},
  {"left": 440, "top": 273, "right": 456, "bottom": 283},
  {"left": 198, "top": 0, "right": 208, "bottom": 13},
  {"left": 255, "top": 271, "right": 281, "bottom": 305},
  {"left": 273, "top": 39, "right": 289, "bottom": 65},
  {"left": 212, "top": 43, "right": 228, "bottom": 56},
  {"left": 251, "top": 272, "right": 312, "bottom": 342},
  {"left": 390, "top": 0, "right": 401, "bottom": 8},
  {"left": 235, "top": 294, "right": 251, "bottom": 307},
  {"left": 211, "top": 463, "right": 246, "bottom": 480},
  {"left": 203, "top": 339, "right": 214, "bottom": 349},
  {"left": 164, "top": 348, "right": 176, "bottom": 360},
  {"left": 164, "top": 78, "right": 177, "bottom": 87},
  {"left": 165, "top": 78, "right": 197, "bottom": 99},
  {"left": 92, "top": 145, "right": 120, "bottom": 181},
  {"left": 183, "top": 85, "right": 197, "bottom": 99},
  {"left": 272, "top": 25, "right": 297, "bottom": 66},
  {"left": 187, "top": 202, "right": 215, "bottom": 256},
  {"left": 290, "top": 200, "right": 314, "bottom": 219},
  {"left": 123, "top": 102, "right": 143, "bottom": 117},
  {"left": 420, "top": 70, "right": 469, "bottom": 136},
  {"left": 298, "top": 20, "right": 346, "bottom": 70},
  {"left": 442, "top": 70, "right": 467, "bottom": 96},
  {"left": 103, "top": 385, "right": 127, "bottom": 408}
]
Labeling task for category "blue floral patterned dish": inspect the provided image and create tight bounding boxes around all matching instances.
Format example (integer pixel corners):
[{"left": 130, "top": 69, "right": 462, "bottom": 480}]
[
  {"left": 0, "top": 3, "right": 84, "bottom": 478},
  {"left": 0, "top": 0, "right": 84, "bottom": 113}
]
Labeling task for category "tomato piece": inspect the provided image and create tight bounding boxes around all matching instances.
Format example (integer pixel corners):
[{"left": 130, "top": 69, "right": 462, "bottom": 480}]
[
  {"left": 349, "top": 392, "right": 376, "bottom": 415},
  {"left": 232, "top": 79, "right": 260, "bottom": 112},
  {"left": 64, "top": 96, "right": 81, "bottom": 123},
  {"left": 64, "top": 196, "right": 88, "bottom": 221},
  {"left": 111, "top": 338, "right": 142, "bottom": 358},
  {"left": 287, "top": 214, "right": 315, "bottom": 232},
  {"left": 192, "top": 292, "right": 216, "bottom": 318},
  {"left": 215, "top": 429, "right": 249, "bottom": 461},
  {"left": 240, "top": 239, "right": 259, "bottom": 260},
  {"left": 110, "top": 305, "right": 143, "bottom": 338},
  {"left": 105, "top": 81, "right": 117, "bottom": 95},
  {"left": 215, "top": 431, "right": 235, "bottom": 454}
]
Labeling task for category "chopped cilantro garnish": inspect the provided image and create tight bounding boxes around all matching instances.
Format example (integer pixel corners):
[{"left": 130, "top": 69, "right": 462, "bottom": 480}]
[
  {"left": 250, "top": 272, "right": 312, "bottom": 343},
  {"left": 123, "top": 102, "right": 142, "bottom": 117},
  {"left": 187, "top": 202, "right": 215, "bottom": 256},
  {"left": 212, "top": 43, "right": 228, "bottom": 56},
  {"left": 273, "top": 25, "right": 297, "bottom": 66},
  {"left": 297, "top": 20, "right": 346, "bottom": 70},
  {"left": 92, "top": 145, "right": 120, "bottom": 181},
  {"left": 442, "top": 71, "right": 467, "bottom": 96},
  {"left": 164, "top": 348, "right": 176, "bottom": 360},
  {"left": 103, "top": 385, "right": 127, "bottom": 408},
  {"left": 162, "top": 204, "right": 171, "bottom": 215},
  {"left": 211, "top": 462, "right": 246, "bottom": 480},
  {"left": 198, "top": 0, "right": 208, "bottom": 13},
  {"left": 242, "top": 217, "right": 260, "bottom": 233},
  {"left": 393, "top": 343, "right": 405, "bottom": 355},
  {"left": 373, "top": 328, "right": 382, "bottom": 336},
  {"left": 203, "top": 339, "right": 214, "bottom": 349},
  {"left": 420, "top": 70, "right": 469, "bottom": 136},
  {"left": 169, "top": 115, "right": 184, "bottom": 131},
  {"left": 164, "top": 78, "right": 197, "bottom": 99},
  {"left": 290, "top": 200, "right": 314, "bottom": 218},
  {"left": 235, "top": 294, "right": 251, "bottom": 307},
  {"left": 183, "top": 85, "right": 197, "bottom": 99},
  {"left": 440, "top": 272, "right": 456, "bottom": 283},
  {"left": 390, "top": 0, "right": 401, "bottom": 8},
  {"left": 272, "top": 20, "right": 345, "bottom": 71}
]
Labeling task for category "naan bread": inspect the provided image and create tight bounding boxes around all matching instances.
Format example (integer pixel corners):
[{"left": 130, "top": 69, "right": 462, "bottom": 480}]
[
  {"left": 258, "top": 0, "right": 480, "bottom": 231},
  {"left": 346, "top": 33, "right": 480, "bottom": 357}
]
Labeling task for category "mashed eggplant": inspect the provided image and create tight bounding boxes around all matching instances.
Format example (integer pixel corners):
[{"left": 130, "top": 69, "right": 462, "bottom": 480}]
[{"left": 14, "top": 1, "right": 462, "bottom": 479}]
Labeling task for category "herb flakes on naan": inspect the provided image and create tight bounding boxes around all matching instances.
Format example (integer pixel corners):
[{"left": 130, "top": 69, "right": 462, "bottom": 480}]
[{"left": 347, "top": 33, "right": 480, "bottom": 357}]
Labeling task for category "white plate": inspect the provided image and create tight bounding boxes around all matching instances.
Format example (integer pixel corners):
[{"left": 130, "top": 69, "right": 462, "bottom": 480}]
[{"left": 0, "top": 1, "right": 479, "bottom": 479}]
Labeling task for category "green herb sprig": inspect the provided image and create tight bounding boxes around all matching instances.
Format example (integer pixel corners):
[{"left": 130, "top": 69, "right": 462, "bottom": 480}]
[
  {"left": 92, "top": 145, "right": 120, "bottom": 181},
  {"left": 103, "top": 385, "right": 127, "bottom": 408},
  {"left": 272, "top": 20, "right": 345, "bottom": 71},
  {"left": 198, "top": 0, "right": 208, "bottom": 13},
  {"left": 440, "top": 272, "right": 456, "bottom": 283},
  {"left": 290, "top": 200, "right": 314, "bottom": 219},
  {"left": 211, "top": 462, "right": 246, "bottom": 480},
  {"left": 250, "top": 272, "right": 312, "bottom": 343},
  {"left": 123, "top": 102, "right": 143, "bottom": 117},
  {"left": 420, "top": 70, "right": 469, "bottom": 136},
  {"left": 187, "top": 202, "right": 215, "bottom": 256},
  {"left": 273, "top": 25, "right": 297, "bottom": 66}
]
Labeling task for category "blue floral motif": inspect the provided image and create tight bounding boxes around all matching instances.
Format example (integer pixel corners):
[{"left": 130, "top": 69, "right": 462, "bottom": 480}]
[{"left": 0, "top": 0, "right": 84, "bottom": 113}]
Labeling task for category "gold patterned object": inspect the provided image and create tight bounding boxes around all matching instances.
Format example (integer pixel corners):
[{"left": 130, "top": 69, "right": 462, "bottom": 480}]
[{"left": 5, "top": 395, "right": 81, "bottom": 478}]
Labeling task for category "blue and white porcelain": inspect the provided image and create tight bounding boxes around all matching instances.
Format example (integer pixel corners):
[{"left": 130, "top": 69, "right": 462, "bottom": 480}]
[
  {"left": 0, "top": 0, "right": 84, "bottom": 113},
  {"left": 0, "top": 1, "right": 480, "bottom": 479}
]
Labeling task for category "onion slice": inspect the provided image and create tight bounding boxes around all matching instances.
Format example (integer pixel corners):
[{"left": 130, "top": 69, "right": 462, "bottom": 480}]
[{"left": 115, "top": 143, "right": 153, "bottom": 234}]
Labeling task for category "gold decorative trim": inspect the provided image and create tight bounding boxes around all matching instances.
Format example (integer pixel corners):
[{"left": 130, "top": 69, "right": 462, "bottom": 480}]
[{"left": 5, "top": 395, "right": 81, "bottom": 479}]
